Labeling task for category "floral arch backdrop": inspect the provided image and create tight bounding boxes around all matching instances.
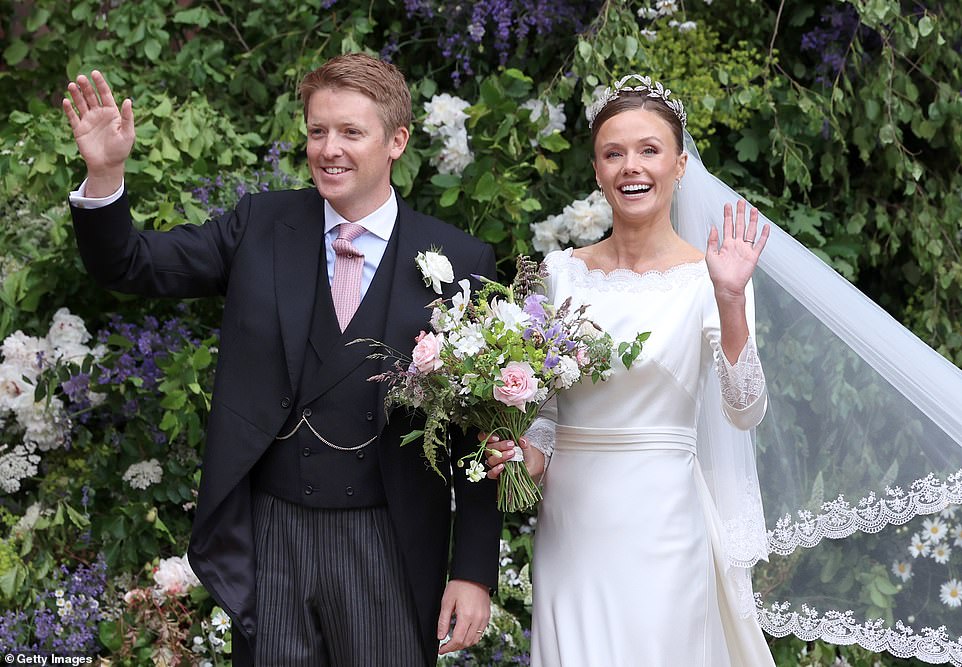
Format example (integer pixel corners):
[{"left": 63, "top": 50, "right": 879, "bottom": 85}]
[{"left": 1, "top": 0, "right": 961, "bottom": 664}]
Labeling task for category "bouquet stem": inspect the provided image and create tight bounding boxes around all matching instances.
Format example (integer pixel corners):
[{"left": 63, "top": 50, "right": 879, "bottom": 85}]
[
  {"left": 497, "top": 458, "right": 542, "bottom": 512},
  {"left": 480, "top": 416, "right": 543, "bottom": 513}
]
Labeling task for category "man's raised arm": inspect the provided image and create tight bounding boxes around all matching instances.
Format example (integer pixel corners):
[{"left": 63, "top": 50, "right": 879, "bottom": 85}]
[{"left": 62, "top": 70, "right": 134, "bottom": 198}]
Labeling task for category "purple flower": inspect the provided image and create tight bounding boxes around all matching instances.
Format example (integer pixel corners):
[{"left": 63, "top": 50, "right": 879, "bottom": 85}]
[{"left": 522, "top": 294, "right": 548, "bottom": 324}]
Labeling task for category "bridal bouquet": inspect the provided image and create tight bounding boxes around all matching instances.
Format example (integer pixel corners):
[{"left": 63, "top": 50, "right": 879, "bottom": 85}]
[{"left": 367, "top": 255, "right": 648, "bottom": 512}]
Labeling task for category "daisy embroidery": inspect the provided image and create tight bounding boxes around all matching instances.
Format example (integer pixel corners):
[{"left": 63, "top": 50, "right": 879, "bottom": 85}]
[
  {"left": 891, "top": 560, "right": 913, "bottom": 582},
  {"left": 941, "top": 579, "right": 962, "bottom": 608},
  {"left": 923, "top": 517, "right": 947, "bottom": 543},
  {"left": 909, "top": 534, "right": 931, "bottom": 558},
  {"left": 932, "top": 543, "right": 953, "bottom": 565}
]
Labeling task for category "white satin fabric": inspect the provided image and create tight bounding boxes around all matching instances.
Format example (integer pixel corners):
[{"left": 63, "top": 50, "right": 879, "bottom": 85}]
[{"left": 531, "top": 249, "right": 774, "bottom": 667}]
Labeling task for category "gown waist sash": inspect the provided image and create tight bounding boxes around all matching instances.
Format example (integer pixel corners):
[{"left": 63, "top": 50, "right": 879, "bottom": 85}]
[{"left": 554, "top": 425, "right": 697, "bottom": 454}]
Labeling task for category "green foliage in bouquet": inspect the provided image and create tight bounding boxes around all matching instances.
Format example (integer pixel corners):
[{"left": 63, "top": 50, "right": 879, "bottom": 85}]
[{"left": 367, "top": 255, "right": 647, "bottom": 511}]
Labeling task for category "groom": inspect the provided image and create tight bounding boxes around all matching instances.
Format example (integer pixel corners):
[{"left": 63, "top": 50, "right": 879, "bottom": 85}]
[{"left": 63, "top": 54, "right": 500, "bottom": 665}]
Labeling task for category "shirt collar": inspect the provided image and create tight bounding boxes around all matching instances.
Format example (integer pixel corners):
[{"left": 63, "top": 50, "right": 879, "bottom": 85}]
[{"left": 323, "top": 188, "right": 397, "bottom": 241}]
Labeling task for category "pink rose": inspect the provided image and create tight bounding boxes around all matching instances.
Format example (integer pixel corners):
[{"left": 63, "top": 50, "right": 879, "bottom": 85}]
[
  {"left": 493, "top": 361, "right": 539, "bottom": 409},
  {"left": 412, "top": 331, "right": 444, "bottom": 373}
]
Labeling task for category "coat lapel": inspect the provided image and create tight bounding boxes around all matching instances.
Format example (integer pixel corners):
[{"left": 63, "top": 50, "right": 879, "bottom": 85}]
[
  {"left": 274, "top": 191, "right": 326, "bottom": 393},
  {"left": 374, "top": 200, "right": 447, "bottom": 434}
]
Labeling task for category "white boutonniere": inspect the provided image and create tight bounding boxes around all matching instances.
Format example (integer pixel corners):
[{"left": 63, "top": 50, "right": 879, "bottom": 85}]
[{"left": 416, "top": 248, "right": 454, "bottom": 294}]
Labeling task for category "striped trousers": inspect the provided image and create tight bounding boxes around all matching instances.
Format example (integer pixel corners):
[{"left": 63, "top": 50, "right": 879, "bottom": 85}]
[{"left": 252, "top": 493, "right": 426, "bottom": 666}]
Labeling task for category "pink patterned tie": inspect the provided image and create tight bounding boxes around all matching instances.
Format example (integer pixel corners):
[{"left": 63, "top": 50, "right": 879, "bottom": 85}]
[{"left": 330, "top": 222, "right": 367, "bottom": 331}]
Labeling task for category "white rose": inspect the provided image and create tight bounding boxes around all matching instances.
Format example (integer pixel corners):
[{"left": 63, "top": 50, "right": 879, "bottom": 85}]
[
  {"left": 416, "top": 251, "right": 454, "bottom": 294},
  {"left": 153, "top": 554, "right": 200, "bottom": 596}
]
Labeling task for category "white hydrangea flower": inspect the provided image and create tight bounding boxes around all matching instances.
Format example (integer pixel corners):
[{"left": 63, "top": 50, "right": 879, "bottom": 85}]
[
  {"left": 46, "top": 308, "right": 92, "bottom": 361},
  {"left": 450, "top": 324, "right": 487, "bottom": 358},
  {"left": 432, "top": 127, "right": 474, "bottom": 176},
  {"left": 423, "top": 93, "right": 471, "bottom": 135},
  {"left": 18, "top": 397, "right": 68, "bottom": 451},
  {"left": 532, "top": 190, "right": 612, "bottom": 255},
  {"left": 1, "top": 330, "right": 52, "bottom": 381},
  {"left": 676, "top": 20, "right": 697, "bottom": 32},
  {"left": 153, "top": 554, "right": 201, "bottom": 596},
  {"left": 123, "top": 458, "right": 164, "bottom": 490},
  {"left": 640, "top": 29, "right": 658, "bottom": 41},
  {"left": 531, "top": 214, "right": 569, "bottom": 255},
  {"left": 0, "top": 441, "right": 41, "bottom": 493},
  {"left": 423, "top": 94, "right": 475, "bottom": 176},
  {"left": 0, "top": 362, "right": 34, "bottom": 414},
  {"left": 656, "top": 0, "right": 678, "bottom": 14},
  {"left": 521, "top": 99, "right": 567, "bottom": 143},
  {"left": 941, "top": 578, "right": 962, "bottom": 608},
  {"left": 891, "top": 559, "right": 912, "bottom": 582}
]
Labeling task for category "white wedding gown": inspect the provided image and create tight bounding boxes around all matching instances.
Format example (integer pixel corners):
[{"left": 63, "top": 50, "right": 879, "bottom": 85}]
[{"left": 530, "top": 249, "right": 775, "bottom": 667}]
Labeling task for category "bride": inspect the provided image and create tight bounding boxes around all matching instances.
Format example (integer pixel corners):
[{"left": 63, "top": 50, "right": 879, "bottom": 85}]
[{"left": 487, "top": 75, "right": 776, "bottom": 666}]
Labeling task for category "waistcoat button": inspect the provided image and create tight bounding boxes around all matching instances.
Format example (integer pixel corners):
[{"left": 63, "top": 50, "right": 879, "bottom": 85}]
[
  {"left": 345, "top": 486, "right": 354, "bottom": 496},
  {"left": 302, "top": 448, "right": 311, "bottom": 457},
  {"left": 280, "top": 396, "right": 291, "bottom": 408},
  {"left": 304, "top": 485, "right": 313, "bottom": 495}
]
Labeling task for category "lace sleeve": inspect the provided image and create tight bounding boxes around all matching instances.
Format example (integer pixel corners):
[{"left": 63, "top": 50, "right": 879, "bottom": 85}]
[
  {"left": 522, "top": 395, "right": 558, "bottom": 461},
  {"left": 711, "top": 336, "right": 768, "bottom": 430}
]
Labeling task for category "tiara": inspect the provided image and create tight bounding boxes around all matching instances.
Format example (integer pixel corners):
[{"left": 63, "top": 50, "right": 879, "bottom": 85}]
[{"left": 585, "top": 74, "right": 687, "bottom": 130}]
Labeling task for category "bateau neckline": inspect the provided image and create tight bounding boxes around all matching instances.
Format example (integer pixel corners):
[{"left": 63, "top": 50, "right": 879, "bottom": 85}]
[{"left": 561, "top": 247, "right": 706, "bottom": 280}]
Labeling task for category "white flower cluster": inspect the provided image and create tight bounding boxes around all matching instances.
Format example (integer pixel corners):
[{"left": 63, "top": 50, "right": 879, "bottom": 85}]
[
  {"left": 530, "top": 190, "right": 613, "bottom": 255},
  {"left": 637, "top": 0, "right": 700, "bottom": 34},
  {"left": 192, "top": 606, "right": 231, "bottom": 662},
  {"left": 0, "top": 308, "right": 104, "bottom": 494},
  {"left": 520, "top": 99, "right": 567, "bottom": 145},
  {"left": 0, "top": 442, "right": 40, "bottom": 493},
  {"left": 422, "top": 93, "right": 474, "bottom": 176},
  {"left": 895, "top": 507, "right": 962, "bottom": 608},
  {"left": 122, "top": 458, "right": 164, "bottom": 490}
]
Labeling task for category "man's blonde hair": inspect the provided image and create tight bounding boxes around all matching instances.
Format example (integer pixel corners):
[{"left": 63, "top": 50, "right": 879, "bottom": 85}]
[{"left": 299, "top": 53, "right": 412, "bottom": 139}]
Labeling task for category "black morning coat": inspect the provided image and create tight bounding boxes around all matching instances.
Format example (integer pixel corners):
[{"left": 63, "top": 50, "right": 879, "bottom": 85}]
[{"left": 71, "top": 187, "right": 502, "bottom": 664}]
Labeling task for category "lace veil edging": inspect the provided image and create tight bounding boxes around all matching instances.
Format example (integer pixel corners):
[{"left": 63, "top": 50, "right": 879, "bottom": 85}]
[{"left": 675, "top": 132, "right": 962, "bottom": 658}]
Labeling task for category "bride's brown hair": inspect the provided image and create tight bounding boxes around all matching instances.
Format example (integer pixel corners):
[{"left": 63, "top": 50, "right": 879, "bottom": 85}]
[{"left": 590, "top": 95, "right": 684, "bottom": 158}]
